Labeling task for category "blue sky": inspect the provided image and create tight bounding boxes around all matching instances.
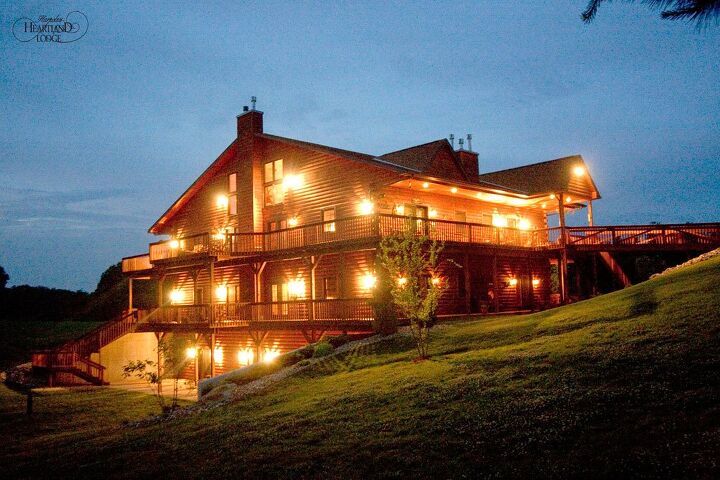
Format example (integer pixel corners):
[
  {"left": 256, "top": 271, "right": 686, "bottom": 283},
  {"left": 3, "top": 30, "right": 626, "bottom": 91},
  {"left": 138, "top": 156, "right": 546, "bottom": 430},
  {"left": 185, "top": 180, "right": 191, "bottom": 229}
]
[{"left": 1, "top": 1, "right": 719, "bottom": 291}]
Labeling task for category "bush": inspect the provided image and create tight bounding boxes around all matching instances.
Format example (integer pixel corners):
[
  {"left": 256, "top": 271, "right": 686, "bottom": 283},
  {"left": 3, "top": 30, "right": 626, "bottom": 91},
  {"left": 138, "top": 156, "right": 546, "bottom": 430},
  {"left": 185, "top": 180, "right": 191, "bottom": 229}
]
[
  {"left": 313, "top": 342, "right": 334, "bottom": 358},
  {"left": 323, "top": 333, "right": 351, "bottom": 349}
]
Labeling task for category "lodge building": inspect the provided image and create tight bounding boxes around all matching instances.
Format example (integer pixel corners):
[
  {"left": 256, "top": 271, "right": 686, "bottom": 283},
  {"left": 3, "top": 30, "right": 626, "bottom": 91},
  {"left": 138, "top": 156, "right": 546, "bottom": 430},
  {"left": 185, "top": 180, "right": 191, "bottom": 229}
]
[{"left": 32, "top": 103, "right": 720, "bottom": 386}]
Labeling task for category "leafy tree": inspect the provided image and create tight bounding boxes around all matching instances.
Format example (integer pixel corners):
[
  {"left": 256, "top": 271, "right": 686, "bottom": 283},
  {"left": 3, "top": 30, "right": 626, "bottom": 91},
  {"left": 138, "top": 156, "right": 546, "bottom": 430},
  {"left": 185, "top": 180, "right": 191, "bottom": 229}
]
[
  {"left": 582, "top": 0, "right": 720, "bottom": 26},
  {"left": 85, "top": 262, "right": 157, "bottom": 321},
  {"left": 122, "top": 334, "right": 194, "bottom": 413},
  {"left": 0, "top": 265, "right": 8, "bottom": 289},
  {"left": 377, "top": 229, "right": 445, "bottom": 359}
]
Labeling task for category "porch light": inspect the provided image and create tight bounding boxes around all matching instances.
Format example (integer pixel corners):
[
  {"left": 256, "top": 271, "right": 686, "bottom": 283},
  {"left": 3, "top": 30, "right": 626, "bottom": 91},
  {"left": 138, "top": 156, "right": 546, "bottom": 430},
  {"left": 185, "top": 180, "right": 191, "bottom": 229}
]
[
  {"left": 532, "top": 278, "right": 541, "bottom": 287},
  {"left": 429, "top": 209, "right": 438, "bottom": 218},
  {"left": 169, "top": 289, "right": 184, "bottom": 304},
  {"left": 359, "top": 199, "right": 374, "bottom": 215},
  {"left": 361, "top": 273, "right": 377, "bottom": 291},
  {"left": 397, "top": 276, "right": 408, "bottom": 287},
  {"left": 566, "top": 196, "right": 572, "bottom": 203},
  {"left": 431, "top": 277, "right": 441, "bottom": 286},
  {"left": 185, "top": 347, "right": 197, "bottom": 359},
  {"left": 282, "top": 174, "right": 303, "bottom": 191},
  {"left": 169, "top": 239, "right": 180, "bottom": 249},
  {"left": 215, "top": 285, "right": 228, "bottom": 302},
  {"left": 238, "top": 348, "right": 254, "bottom": 366},
  {"left": 263, "top": 348, "right": 280, "bottom": 363},
  {"left": 573, "top": 165, "right": 586, "bottom": 176},
  {"left": 395, "top": 204, "right": 405, "bottom": 215},
  {"left": 550, "top": 194, "right": 556, "bottom": 200},
  {"left": 288, "top": 216, "right": 298, "bottom": 228},
  {"left": 492, "top": 214, "right": 508, "bottom": 228},
  {"left": 518, "top": 218, "right": 531, "bottom": 230},
  {"left": 212, "top": 229, "right": 226, "bottom": 241},
  {"left": 422, "top": 182, "right": 429, "bottom": 189},
  {"left": 214, "top": 346, "right": 224, "bottom": 364},
  {"left": 216, "top": 195, "right": 228, "bottom": 208},
  {"left": 451, "top": 187, "right": 458, "bottom": 194},
  {"left": 508, "top": 278, "right": 518, "bottom": 287},
  {"left": 287, "top": 278, "right": 306, "bottom": 299}
]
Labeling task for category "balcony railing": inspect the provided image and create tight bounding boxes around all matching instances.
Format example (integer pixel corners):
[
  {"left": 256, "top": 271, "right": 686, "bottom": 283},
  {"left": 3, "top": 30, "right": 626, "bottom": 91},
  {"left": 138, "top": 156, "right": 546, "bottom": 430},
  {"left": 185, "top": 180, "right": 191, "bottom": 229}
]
[
  {"left": 150, "top": 298, "right": 373, "bottom": 327},
  {"left": 122, "top": 254, "right": 152, "bottom": 273},
  {"left": 140, "top": 216, "right": 720, "bottom": 264}
]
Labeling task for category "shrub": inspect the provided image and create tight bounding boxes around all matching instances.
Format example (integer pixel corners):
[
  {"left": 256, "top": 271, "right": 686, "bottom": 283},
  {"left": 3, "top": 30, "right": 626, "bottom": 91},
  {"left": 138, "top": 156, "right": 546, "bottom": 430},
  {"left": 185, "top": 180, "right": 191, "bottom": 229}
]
[
  {"left": 313, "top": 342, "right": 334, "bottom": 358},
  {"left": 323, "top": 333, "right": 351, "bottom": 349}
]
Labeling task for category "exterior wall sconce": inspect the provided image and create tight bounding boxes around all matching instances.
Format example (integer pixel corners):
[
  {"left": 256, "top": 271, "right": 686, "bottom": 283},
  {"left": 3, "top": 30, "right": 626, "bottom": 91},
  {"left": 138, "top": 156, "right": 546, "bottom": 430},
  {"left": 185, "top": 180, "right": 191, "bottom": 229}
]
[
  {"left": 573, "top": 165, "right": 586, "bottom": 176},
  {"left": 169, "top": 289, "right": 184, "bottom": 304},
  {"left": 288, "top": 216, "right": 299, "bottom": 227},
  {"left": 216, "top": 195, "right": 228, "bottom": 208},
  {"left": 532, "top": 278, "right": 541, "bottom": 287},
  {"left": 185, "top": 347, "right": 197, "bottom": 359},
  {"left": 169, "top": 239, "right": 180, "bottom": 249},
  {"left": 451, "top": 187, "right": 458, "bottom": 194},
  {"left": 215, "top": 285, "right": 228, "bottom": 302},
  {"left": 518, "top": 218, "right": 531, "bottom": 230},
  {"left": 361, "top": 273, "right": 377, "bottom": 291},
  {"left": 422, "top": 182, "right": 430, "bottom": 189},
  {"left": 288, "top": 278, "right": 306, "bottom": 299},
  {"left": 395, "top": 204, "right": 405, "bottom": 215},
  {"left": 492, "top": 214, "right": 508, "bottom": 228},
  {"left": 263, "top": 348, "right": 280, "bottom": 363},
  {"left": 429, "top": 209, "right": 438, "bottom": 218},
  {"left": 282, "top": 174, "right": 303, "bottom": 191},
  {"left": 238, "top": 348, "right": 254, "bottom": 366},
  {"left": 359, "top": 199, "right": 374, "bottom": 215},
  {"left": 507, "top": 278, "right": 518, "bottom": 288}
]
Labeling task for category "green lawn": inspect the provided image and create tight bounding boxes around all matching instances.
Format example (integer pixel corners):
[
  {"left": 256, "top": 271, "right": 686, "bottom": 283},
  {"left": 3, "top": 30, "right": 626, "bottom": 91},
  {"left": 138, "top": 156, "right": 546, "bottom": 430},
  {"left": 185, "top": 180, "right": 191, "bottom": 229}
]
[
  {"left": 2, "top": 256, "right": 720, "bottom": 478},
  {"left": 0, "top": 320, "right": 102, "bottom": 370}
]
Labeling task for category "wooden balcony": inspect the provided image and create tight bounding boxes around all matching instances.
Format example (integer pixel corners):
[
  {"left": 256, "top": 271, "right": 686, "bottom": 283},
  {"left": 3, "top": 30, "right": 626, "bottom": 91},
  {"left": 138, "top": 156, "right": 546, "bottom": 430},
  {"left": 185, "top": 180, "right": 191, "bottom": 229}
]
[
  {"left": 137, "top": 215, "right": 720, "bottom": 266},
  {"left": 121, "top": 254, "right": 151, "bottom": 273},
  {"left": 143, "top": 298, "right": 374, "bottom": 330}
]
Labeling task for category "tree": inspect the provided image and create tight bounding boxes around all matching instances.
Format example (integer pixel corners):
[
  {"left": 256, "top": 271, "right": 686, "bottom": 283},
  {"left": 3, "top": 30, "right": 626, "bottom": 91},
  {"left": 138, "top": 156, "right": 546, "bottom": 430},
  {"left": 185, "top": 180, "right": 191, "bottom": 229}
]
[
  {"left": 0, "top": 265, "right": 8, "bottom": 289},
  {"left": 376, "top": 228, "right": 445, "bottom": 359},
  {"left": 122, "top": 334, "right": 194, "bottom": 413},
  {"left": 582, "top": 0, "right": 720, "bottom": 26}
]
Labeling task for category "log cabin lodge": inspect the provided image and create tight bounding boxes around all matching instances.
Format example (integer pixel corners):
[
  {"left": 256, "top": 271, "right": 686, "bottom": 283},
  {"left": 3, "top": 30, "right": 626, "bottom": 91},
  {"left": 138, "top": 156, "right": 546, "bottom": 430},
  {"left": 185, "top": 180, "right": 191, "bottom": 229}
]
[{"left": 32, "top": 102, "right": 720, "bottom": 386}]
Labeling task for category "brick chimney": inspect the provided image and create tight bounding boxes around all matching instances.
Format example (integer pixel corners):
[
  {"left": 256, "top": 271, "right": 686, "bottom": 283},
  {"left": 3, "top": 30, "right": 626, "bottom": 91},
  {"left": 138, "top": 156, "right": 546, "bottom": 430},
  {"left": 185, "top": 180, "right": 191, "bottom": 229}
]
[
  {"left": 237, "top": 107, "right": 263, "bottom": 138},
  {"left": 457, "top": 149, "right": 479, "bottom": 179}
]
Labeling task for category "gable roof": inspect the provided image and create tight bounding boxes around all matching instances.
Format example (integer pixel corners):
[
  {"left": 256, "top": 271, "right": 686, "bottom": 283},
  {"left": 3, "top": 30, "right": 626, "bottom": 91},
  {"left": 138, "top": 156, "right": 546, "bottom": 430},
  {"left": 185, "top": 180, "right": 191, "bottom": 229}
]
[
  {"left": 478, "top": 155, "right": 600, "bottom": 198},
  {"left": 381, "top": 139, "right": 468, "bottom": 181}
]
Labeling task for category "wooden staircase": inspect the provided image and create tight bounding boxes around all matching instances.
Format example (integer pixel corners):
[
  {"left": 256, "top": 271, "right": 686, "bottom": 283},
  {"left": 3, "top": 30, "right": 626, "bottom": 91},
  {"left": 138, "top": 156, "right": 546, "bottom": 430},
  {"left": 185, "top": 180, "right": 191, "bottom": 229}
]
[
  {"left": 32, "top": 309, "right": 142, "bottom": 386},
  {"left": 599, "top": 251, "right": 632, "bottom": 288}
]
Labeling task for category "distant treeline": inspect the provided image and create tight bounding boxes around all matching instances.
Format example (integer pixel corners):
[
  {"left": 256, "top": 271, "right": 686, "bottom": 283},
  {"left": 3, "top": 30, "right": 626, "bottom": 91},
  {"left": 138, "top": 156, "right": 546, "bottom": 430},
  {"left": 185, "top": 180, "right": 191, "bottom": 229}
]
[{"left": 0, "top": 263, "right": 155, "bottom": 322}]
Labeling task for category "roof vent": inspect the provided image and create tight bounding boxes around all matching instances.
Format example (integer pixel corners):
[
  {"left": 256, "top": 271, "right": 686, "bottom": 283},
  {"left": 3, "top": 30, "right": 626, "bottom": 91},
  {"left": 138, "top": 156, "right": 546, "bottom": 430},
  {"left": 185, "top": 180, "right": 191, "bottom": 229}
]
[
  {"left": 243, "top": 105, "right": 249, "bottom": 112},
  {"left": 467, "top": 134, "right": 472, "bottom": 152},
  {"left": 251, "top": 96, "right": 257, "bottom": 111},
  {"left": 458, "top": 138, "right": 464, "bottom": 150},
  {"left": 449, "top": 134, "right": 455, "bottom": 148}
]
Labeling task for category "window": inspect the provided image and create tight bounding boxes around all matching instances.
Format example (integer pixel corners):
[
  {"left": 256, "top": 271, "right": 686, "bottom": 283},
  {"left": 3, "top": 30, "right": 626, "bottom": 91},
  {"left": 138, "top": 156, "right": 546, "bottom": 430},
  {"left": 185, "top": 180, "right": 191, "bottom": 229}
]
[
  {"left": 264, "top": 159, "right": 284, "bottom": 206},
  {"left": 322, "top": 207, "right": 336, "bottom": 232},
  {"left": 322, "top": 277, "right": 338, "bottom": 299},
  {"left": 271, "top": 283, "right": 289, "bottom": 315},
  {"left": 228, "top": 173, "right": 237, "bottom": 193},
  {"left": 229, "top": 194, "right": 237, "bottom": 215},
  {"left": 268, "top": 219, "right": 287, "bottom": 231}
]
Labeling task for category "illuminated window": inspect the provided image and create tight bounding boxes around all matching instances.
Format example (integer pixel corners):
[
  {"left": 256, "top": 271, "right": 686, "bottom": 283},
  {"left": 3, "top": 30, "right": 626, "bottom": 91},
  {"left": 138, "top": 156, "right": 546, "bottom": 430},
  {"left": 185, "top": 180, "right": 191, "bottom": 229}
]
[
  {"left": 228, "top": 194, "right": 237, "bottom": 215},
  {"left": 322, "top": 277, "right": 338, "bottom": 299},
  {"left": 228, "top": 173, "right": 237, "bottom": 193},
  {"left": 322, "top": 207, "right": 336, "bottom": 232},
  {"left": 264, "top": 159, "right": 284, "bottom": 205},
  {"left": 271, "top": 283, "right": 289, "bottom": 315}
]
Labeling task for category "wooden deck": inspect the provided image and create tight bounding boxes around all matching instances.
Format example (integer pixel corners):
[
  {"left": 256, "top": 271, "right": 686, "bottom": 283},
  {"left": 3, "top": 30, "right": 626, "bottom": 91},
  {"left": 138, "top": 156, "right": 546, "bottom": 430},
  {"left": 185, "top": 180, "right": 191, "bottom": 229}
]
[{"left": 122, "top": 215, "right": 720, "bottom": 273}]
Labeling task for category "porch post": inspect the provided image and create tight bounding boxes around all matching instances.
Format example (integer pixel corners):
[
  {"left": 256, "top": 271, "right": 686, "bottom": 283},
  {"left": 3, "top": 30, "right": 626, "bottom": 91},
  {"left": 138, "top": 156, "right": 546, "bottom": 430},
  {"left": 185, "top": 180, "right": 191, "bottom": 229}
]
[
  {"left": 558, "top": 193, "right": 569, "bottom": 304},
  {"left": 587, "top": 200, "right": 594, "bottom": 227},
  {"left": 128, "top": 278, "right": 133, "bottom": 311},
  {"left": 210, "top": 332, "right": 216, "bottom": 377},
  {"left": 209, "top": 261, "right": 215, "bottom": 324}
]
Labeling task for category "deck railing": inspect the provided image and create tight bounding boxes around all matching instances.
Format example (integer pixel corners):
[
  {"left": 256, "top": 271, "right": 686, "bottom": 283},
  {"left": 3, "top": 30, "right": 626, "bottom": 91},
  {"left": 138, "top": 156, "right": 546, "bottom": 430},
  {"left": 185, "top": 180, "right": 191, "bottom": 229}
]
[
  {"left": 31, "top": 351, "right": 106, "bottom": 383},
  {"left": 139, "top": 217, "right": 720, "bottom": 263},
  {"left": 121, "top": 254, "right": 151, "bottom": 273},
  {"left": 152, "top": 299, "right": 373, "bottom": 327}
]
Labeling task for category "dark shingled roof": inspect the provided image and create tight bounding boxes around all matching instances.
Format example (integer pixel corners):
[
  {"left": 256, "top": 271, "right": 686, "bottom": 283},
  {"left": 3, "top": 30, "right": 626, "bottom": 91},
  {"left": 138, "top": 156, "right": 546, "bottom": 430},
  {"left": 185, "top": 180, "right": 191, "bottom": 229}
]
[
  {"left": 478, "top": 155, "right": 599, "bottom": 197},
  {"left": 380, "top": 140, "right": 450, "bottom": 173}
]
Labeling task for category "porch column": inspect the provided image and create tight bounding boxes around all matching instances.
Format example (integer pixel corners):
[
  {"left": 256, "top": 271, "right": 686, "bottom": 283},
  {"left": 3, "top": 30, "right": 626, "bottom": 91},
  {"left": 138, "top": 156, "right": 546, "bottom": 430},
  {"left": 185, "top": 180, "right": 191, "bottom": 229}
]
[
  {"left": 210, "top": 332, "right": 216, "bottom": 377},
  {"left": 558, "top": 193, "right": 569, "bottom": 304},
  {"left": 128, "top": 278, "right": 134, "bottom": 311},
  {"left": 587, "top": 200, "right": 594, "bottom": 226},
  {"left": 209, "top": 261, "right": 215, "bottom": 324}
]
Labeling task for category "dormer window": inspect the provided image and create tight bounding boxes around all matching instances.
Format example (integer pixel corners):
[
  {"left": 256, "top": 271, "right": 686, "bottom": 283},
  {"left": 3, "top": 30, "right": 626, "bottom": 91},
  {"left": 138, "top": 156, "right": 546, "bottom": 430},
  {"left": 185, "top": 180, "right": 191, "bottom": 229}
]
[{"left": 264, "top": 159, "right": 284, "bottom": 206}]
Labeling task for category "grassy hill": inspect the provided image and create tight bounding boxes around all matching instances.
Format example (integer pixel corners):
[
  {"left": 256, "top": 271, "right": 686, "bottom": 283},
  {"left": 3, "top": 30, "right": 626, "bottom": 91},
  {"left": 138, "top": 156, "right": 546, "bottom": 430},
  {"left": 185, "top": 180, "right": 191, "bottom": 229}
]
[{"left": 2, "top": 255, "right": 720, "bottom": 478}]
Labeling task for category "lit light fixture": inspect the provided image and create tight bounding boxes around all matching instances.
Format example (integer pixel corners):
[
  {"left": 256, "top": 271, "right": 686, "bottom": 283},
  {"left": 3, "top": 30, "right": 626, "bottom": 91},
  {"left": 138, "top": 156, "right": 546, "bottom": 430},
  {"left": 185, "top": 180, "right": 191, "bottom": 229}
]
[
  {"left": 216, "top": 195, "right": 228, "bottom": 208},
  {"left": 451, "top": 187, "right": 458, "bottom": 194},
  {"left": 212, "top": 229, "right": 226, "bottom": 241},
  {"left": 429, "top": 209, "right": 438, "bottom": 218},
  {"left": 396, "top": 204, "right": 405, "bottom": 215},
  {"left": 492, "top": 214, "right": 508, "bottom": 228},
  {"left": 215, "top": 285, "right": 228, "bottom": 302},
  {"left": 550, "top": 194, "right": 556, "bottom": 200},
  {"left": 566, "top": 196, "right": 572, "bottom": 203},
  {"left": 532, "top": 278, "right": 541, "bottom": 287},
  {"left": 476, "top": 192, "right": 483, "bottom": 199},
  {"left": 214, "top": 346, "right": 224, "bottom": 364},
  {"left": 287, "top": 278, "right": 306, "bottom": 299},
  {"left": 263, "top": 348, "right": 280, "bottom": 363},
  {"left": 508, "top": 278, "right": 518, "bottom": 287},
  {"left": 359, "top": 199, "right": 374, "bottom": 215},
  {"left": 169, "top": 289, "right": 184, "bottom": 304},
  {"left": 431, "top": 277, "right": 441, "bottom": 286},
  {"left": 397, "top": 276, "right": 408, "bottom": 287},
  {"left": 288, "top": 216, "right": 298, "bottom": 228},
  {"left": 238, "top": 348, "right": 254, "bottom": 366},
  {"left": 169, "top": 239, "right": 180, "bottom": 249},
  {"left": 185, "top": 347, "right": 197, "bottom": 359},
  {"left": 573, "top": 165, "right": 586, "bottom": 176},
  {"left": 422, "top": 182, "right": 429, "bottom": 189},
  {"left": 361, "top": 273, "right": 377, "bottom": 291},
  {"left": 518, "top": 218, "right": 531, "bottom": 230},
  {"left": 282, "top": 174, "right": 303, "bottom": 191}
]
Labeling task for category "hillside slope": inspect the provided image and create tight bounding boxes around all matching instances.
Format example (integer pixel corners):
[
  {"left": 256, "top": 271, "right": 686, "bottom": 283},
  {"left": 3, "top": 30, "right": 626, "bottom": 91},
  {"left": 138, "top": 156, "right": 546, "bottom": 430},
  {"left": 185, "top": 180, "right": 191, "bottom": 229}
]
[{"left": 4, "top": 256, "right": 720, "bottom": 478}]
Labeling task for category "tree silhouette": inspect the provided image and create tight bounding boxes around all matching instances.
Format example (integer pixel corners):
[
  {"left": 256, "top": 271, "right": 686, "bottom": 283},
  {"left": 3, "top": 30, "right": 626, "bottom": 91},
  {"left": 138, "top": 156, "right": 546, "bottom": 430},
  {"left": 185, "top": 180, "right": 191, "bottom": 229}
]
[
  {"left": 582, "top": 0, "right": 720, "bottom": 27},
  {"left": 0, "top": 266, "right": 8, "bottom": 289}
]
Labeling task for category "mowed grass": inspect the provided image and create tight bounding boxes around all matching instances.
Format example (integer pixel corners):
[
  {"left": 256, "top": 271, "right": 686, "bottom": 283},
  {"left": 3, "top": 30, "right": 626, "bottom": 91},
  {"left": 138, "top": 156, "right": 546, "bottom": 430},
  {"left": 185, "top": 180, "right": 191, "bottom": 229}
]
[
  {"left": 3, "top": 256, "right": 720, "bottom": 479},
  {"left": 0, "top": 320, "right": 102, "bottom": 370}
]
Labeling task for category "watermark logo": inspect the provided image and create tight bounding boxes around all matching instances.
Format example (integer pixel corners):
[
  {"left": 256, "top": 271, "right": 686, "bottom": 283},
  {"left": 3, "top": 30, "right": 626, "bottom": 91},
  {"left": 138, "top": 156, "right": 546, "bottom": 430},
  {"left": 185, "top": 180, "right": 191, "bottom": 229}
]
[{"left": 12, "top": 11, "right": 88, "bottom": 43}]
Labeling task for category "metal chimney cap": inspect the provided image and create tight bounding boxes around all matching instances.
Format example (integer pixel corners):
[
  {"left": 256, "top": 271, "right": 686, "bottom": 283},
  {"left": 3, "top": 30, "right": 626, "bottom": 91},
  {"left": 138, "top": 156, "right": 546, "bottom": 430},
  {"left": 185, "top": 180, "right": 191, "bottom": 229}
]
[{"left": 243, "top": 105, "right": 249, "bottom": 112}]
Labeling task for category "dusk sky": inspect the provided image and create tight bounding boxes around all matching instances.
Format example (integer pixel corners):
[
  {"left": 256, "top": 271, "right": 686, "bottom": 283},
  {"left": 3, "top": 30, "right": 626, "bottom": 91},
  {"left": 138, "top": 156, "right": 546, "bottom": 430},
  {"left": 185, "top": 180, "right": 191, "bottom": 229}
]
[{"left": 1, "top": 1, "right": 719, "bottom": 292}]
